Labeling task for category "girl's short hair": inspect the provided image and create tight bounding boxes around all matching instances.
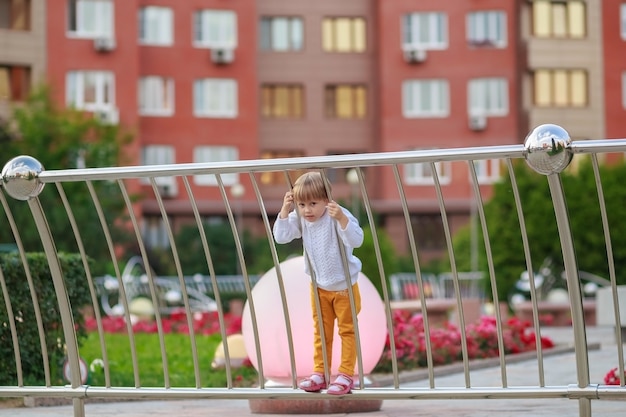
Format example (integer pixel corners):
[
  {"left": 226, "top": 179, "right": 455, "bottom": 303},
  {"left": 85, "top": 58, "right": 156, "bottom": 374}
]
[{"left": 292, "top": 172, "right": 331, "bottom": 202}]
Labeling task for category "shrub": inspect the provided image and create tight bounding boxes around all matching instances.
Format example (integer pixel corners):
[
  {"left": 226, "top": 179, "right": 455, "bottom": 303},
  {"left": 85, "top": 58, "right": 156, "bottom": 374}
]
[{"left": 0, "top": 252, "right": 92, "bottom": 385}]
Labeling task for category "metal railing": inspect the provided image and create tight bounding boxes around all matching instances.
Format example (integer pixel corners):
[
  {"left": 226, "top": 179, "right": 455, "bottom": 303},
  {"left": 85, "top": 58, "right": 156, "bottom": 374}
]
[{"left": 1, "top": 124, "right": 626, "bottom": 417}]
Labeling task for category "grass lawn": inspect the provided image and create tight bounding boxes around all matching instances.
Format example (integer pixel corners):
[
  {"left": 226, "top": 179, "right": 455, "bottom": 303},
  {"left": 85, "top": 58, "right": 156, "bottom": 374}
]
[{"left": 79, "top": 332, "right": 258, "bottom": 388}]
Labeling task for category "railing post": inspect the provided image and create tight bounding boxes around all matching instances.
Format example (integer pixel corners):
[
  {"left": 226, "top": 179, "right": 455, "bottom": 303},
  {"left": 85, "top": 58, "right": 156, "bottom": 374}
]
[
  {"left": 2, "top": 156, "right": 85, "bottom": 417},
  {"left": 524, "top": 125, "right": 590, "bottom": 417}
]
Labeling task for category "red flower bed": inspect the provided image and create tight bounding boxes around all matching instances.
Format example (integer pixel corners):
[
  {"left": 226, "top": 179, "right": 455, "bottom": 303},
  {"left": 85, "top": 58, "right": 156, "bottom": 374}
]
[
  {"left": 604, "top": 367, "right": 626, "bottom": 385},
  {"left": 84, "top": 310, "right": 242, "bottom": 336},
  {"left": 374, "top": 310, "right": 555, "bottom": 373}
]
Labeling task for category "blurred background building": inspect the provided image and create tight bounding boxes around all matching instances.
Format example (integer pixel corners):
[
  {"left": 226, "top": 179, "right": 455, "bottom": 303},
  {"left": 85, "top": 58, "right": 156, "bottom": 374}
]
[{"left": 1, "top": 0, "right": 625, "bottom": 261}]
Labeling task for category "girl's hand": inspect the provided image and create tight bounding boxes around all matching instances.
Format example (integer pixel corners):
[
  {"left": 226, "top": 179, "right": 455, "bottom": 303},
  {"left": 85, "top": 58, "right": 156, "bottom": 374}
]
[
  {"left": 279, "top": 191, "right": 294, "bottom": 218},
  {"left": 326, "top": 200, "right": 347, "bottom": 225}
]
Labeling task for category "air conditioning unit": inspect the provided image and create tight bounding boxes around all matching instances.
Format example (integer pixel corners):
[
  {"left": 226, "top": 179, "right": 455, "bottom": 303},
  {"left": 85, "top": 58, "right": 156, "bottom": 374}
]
[
  {"left": 94, "top": 108, "right": 120, "bottom": 125},
  {"left": 157, "top": 184, "right": 177, "bottom": 198},
  {"left": 403, "top": 47, "right": 427, "bottom": 64},
  {"left": 469, "top": 115, "right": 487, "bottom": 131},
  {"left": 211, "top": 48, "right": 235, "bottom": 64},
  {"left": 93, "top": 37, "right": 116, "bottom": 52}
]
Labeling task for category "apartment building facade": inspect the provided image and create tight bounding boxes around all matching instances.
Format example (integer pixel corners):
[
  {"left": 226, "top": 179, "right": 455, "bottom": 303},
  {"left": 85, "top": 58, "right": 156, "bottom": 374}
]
[{"left": 1, "top": 0, "right": 625, "bottom": 262}]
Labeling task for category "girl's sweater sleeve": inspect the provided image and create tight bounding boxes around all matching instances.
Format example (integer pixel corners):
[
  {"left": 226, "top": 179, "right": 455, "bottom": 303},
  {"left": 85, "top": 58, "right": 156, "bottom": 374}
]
[
  {"left": 273, "top": 211, "right": 302, "bottom": 244},
  {"left": 336, "top": 208, "right": 364, "bottom": 248}
]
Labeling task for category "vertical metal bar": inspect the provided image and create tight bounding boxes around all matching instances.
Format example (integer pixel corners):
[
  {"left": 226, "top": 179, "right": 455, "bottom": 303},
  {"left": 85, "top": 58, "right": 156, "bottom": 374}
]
[
  {"left": 468, "top": 160, "right": 508, "bottom": 387},
  {"left": 216, "top": 174, "right": 266, "bottom": 387},
  {"left": 506, "top": 159, "right": 546, "bottom": 387},
  {"left": 546, "top": 173, "right": 590, "bottom": 417},
  {"left": 320, "top": 169, "right": 364, "bottom": 389},
  {"left": 26, "top": 196, "right": 86, "bottom": 416},
  {"left": 284, "top": 171, "right": 330, "bottom": 387},
  {"left": 88, "top": 180, "right": 132, "bottom": 387},
  {"left": 116, "top": 180, "right": 150, "bottom": 388},
  {"left": 0, "top": 191, "right": 51, "bottom": 386},
  {"left": 590, "top": 156, "right": 624, "bottom": 384},
  {"left": 431, "top": 162, "right": 471, "bottom": 387},
  {"left": 391, "top": 164, "right": 435, "bottom": 388},
  {"left": 248, "top": 172, "right": 298, "bottom": 388},
  {"left": 122, "top": 177, "right": 171, "bottom": 388},
  {"left": 182, "top": 176, "right": 233, "bottom": 387},
  {"left": 56, "top": 182, "right": 112, "bottom": 387},
  {"left": 152, "top": 178, "right": 202, "bottom": 388}
]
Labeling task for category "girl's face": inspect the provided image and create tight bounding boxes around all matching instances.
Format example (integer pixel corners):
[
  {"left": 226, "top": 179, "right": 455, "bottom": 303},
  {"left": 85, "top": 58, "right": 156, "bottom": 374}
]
[{"left": 296, "top": 199, "right": 328, "bottom": 223}]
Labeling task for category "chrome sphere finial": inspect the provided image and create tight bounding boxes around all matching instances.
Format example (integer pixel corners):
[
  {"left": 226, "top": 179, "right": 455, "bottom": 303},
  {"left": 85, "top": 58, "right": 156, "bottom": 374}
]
[
  {"left": 524, "top": 124, "right": 573, "bottom": 175},
  {"left": 1, "top": 155, "right": 45, "bottom": 201}
]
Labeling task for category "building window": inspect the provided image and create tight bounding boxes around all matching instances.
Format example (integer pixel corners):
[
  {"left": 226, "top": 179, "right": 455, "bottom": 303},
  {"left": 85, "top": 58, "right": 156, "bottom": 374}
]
[
  {"left": 67, "top": 0, "right": 114, "bottom": 38},
  {"left": 139, "top": 76, "right": 174, "bottom": 116},
  {"left": 0, "top": 65, "right": 31, "bottom": 101},
  {"left": 259, "top": 151, "right": 307, "bottom": 185},
  {"left": 139, "top": 6, "right": 173, "bottom": 46},
  {"left": 66, "top": 71, "right": 115, "bottom": 111},
  {"left": 260, "top": 16, "right": 303, "bottom": 51},
  {"left": 402, "top": 80, "right": 449, "bottom": 118},
  {"left": 141, "top": 145, "right": 177, "bottom": 194},
  {"left": 533, "top": 69, "right": 587, "bottom": 107},
  {"left": 324, "top": 85, "right": 367, "bottom": 119},
  {"left": 471, "top": 159, "right": 501, "bottom": 184},
  {"left": 322, "top": 17, "right": 366, "bottom": 52},
  {"left": 467, "top": 11, "right": 506, "bottom": 48},
  {"left": 0, "top": 0, "right": 30, "bottom": 30},
  {"left": 142, "top": 216, "right": 169, "bottom": 249},
  {"left": 193, "top": 146, "right": 239, "bottom": 186},
  {"left": 532, "top": 0, "right": 586, "bottom": 38},
  {"left": 411, "top": 214, "right": 446, "bottom": 251},
  {"left": 193, "top": 9, "right": 237, "bottom": 48},
  {"left": 261, "top": 84, "right": 304, "bottom": 118},
  {"left": 621, "top": 4, "right": 626, "bottom": 41},
  {"left": 468, "top": 78, "right": 508, "bottom": 116},
  {"left": 404, "top": 159, "right": 451, "bottom": 185},
  {"left": 402, "top": 12, "right": 448, "bottom": 50},
  {"left": 193, "top": 78, "right": 237, "bottom": 118}
]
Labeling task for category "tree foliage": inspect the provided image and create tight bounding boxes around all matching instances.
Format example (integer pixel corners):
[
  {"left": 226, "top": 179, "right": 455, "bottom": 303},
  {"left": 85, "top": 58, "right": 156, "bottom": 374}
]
[
  {"left": 0, "top": 87, "right": 132, "bottom": 274},
  {"left": 452, "top": 158, "right": 626, "bottom": 302}
]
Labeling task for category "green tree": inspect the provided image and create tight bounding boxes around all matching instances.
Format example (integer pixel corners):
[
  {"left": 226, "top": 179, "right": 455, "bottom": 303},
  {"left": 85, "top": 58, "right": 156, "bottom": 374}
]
[
  {"left": 0, "top": 87, "right": 132, "bottom": 274},
  {"left": 452, "top": 159, "right": 626, "bottom": 303}
]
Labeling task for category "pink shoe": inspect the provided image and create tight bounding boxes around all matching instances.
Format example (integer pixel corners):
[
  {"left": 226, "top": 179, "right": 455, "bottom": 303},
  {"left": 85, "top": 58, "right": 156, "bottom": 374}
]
[
  {"left": 299, "top": 373, "right": 326, "bottom": 392},
  {"left": 327, "top": 374, "right": 353, "bottom": 395}
]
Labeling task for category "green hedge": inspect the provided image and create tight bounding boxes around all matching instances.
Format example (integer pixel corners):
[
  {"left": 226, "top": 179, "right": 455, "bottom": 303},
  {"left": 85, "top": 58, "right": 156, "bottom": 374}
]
[{"left": 0, "top": 252, "right": 92, "bottom": 386}]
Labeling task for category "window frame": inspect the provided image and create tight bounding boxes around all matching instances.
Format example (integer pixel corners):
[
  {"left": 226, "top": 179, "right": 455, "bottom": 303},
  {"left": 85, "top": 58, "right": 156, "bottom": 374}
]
[
  {"left": 138, "top": 6, "right": 173, "bottom": 46},
  {"left": 531, "top": 0, "right": 586, "bottom": 39},
  {"left": 471, "top": 159, "right": 501, "bottom": 184},
  {"left": 404, "top": 160, "right": 452, "bottom": 186},
  {"left": 193, "top": 9, "right": 237, "bottom": 49},
  {"left": 66, "top": 70, "right": 115, "bottom": 111},
  {"left": 138, "top": 76, "right": 175, "bottom": 116},
  {"left": 324, "top": 84, "right": 367, "bottom": 119},
  {"left": 402, "top": 12, "right": 448, "bottom": 50},
  {"left": 261, "top": 84, "right": 305, "bottom": 119},
  {"left": 259, "top": 16, "right": 304, "bottom": 51},
  {"left": 402, "top": 79, "right": 450, "bottom": 118},
  {"left": 466, "top": 10, "right": 507, "bottom": 48},
  {"left": 141, "top": 145, "right": 177, "bottom": 192},
  {"left": 533, "top": 68, "right": 588, "bottom": 108},
  {"left": 321, "top": 16, "right": 367, "bottom": 53},
  {"left": 67, "top": 0, "right": 114, "bottom": 38},
  {"left": 193, "top": 78, "right": 238, "bottom": 118},
  {"left": 193, "top": 145, "right": 239, "bottom": 186},
  {"left": 467, "top": 77, "right": 509, "bottom": 117}
]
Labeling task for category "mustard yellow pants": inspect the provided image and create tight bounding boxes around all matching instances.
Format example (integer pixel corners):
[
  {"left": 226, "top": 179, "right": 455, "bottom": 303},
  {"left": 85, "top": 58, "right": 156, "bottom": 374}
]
[{"left": 310, "top": 283, "right": 361, "bottom": 376}]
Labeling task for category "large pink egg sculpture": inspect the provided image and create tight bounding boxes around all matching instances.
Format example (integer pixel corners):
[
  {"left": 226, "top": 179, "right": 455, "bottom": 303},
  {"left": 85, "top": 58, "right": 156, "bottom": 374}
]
[{"left": 241, "top": 256, "right": 387, "bottom": 383}]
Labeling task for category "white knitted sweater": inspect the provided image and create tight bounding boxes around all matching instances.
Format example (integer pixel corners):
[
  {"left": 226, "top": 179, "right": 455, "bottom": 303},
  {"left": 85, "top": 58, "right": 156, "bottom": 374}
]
[{"left": 273, "top": 206, "right": 364, "bottom": 291}]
